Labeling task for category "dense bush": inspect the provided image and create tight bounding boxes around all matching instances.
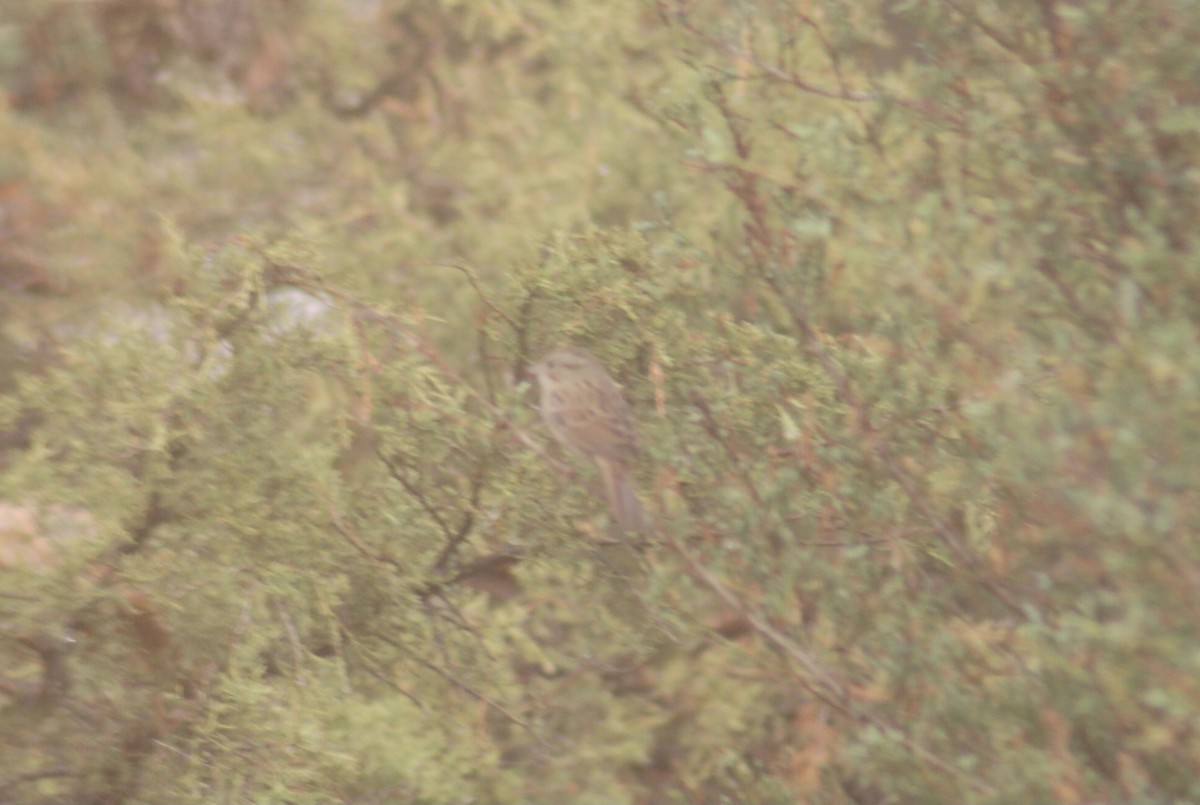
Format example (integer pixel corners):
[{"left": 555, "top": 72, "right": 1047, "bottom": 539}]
[{"left": 1, "top": 1, "right": 1197, "bottom": 802}]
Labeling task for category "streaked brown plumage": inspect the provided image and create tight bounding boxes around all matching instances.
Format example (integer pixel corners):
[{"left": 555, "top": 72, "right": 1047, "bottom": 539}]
[{"left": 530, "top": 347, "right": 648, "bottom": 532}]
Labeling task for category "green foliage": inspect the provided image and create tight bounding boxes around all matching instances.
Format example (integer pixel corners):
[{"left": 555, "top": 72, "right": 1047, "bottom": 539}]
[{"left": 2, "top": 0, "right": 1199, "bottom": 802}]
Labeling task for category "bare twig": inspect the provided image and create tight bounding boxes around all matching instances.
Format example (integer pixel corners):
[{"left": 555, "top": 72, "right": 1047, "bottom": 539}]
[{"left": 422, "top": 260, "right": 521, "bottom": 336}]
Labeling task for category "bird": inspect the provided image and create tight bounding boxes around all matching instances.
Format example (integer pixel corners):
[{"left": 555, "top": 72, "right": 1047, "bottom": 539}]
[{"left": 529, "top": 346, "right": 649, "bottom": 532}]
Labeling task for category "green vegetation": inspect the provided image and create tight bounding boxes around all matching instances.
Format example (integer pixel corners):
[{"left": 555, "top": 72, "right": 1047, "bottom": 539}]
[{"left": 1, "top": 1, "right": 1197, "bottom": 802}]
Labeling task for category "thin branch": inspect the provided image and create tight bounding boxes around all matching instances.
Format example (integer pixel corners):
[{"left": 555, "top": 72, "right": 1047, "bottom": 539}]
[
  {"left": 713, "top": 39, "right": 873, "bottom": 102},
  {"left": 658, "top": 521, "right": 997, "bottom": 796},
  {"left": 430, "top": 457, "right": 488, "bottom": 574},
  {"left": 328, "top": 503, "right": 405, "bottom": 571},
  {"left": 661, "top": 525, "right": 847, "bottom": 701},
  {"left": 378, "top": 449, "right": 457, "bottom": 540},
  {"left": 334, "top": 620, "right": 428, "bottom": 713},
  {"left": 411, "top": 653, "right": 545, "bottom": 746},
  {"left": 422, "top": 260, "right": 521, "bottom": 336}
]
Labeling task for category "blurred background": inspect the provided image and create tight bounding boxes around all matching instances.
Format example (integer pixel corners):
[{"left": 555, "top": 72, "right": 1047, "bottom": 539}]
[{"left": 1, "top": 1, "right": 1198, "bottom": 802}]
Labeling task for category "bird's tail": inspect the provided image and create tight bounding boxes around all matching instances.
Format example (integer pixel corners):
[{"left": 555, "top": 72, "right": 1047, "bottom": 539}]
[{"left": 598, "top": 458, "right": 649, "bottom": 532}]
